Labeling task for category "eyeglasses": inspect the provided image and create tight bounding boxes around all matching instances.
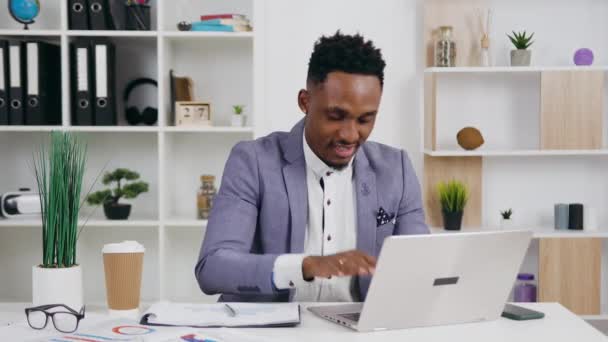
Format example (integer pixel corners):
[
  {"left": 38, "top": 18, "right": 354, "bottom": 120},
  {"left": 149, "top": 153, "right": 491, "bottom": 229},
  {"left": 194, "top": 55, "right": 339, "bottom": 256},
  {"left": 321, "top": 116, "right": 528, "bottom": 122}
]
[{"left": 25, "top": 304, "right": 86, "bottom": 333}]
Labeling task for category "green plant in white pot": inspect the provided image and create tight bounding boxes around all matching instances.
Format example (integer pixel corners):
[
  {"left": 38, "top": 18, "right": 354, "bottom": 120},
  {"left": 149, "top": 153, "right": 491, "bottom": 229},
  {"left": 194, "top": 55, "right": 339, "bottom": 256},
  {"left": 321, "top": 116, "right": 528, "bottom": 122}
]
[
  {"left": 231, "top": 104, "right": 245, "bottom": 127},
  {"left": 32, "top": 131, "right": 88, "bottom": 311},
  {"left": 507, "top": 30, "right": 534, "bottom": 66}
]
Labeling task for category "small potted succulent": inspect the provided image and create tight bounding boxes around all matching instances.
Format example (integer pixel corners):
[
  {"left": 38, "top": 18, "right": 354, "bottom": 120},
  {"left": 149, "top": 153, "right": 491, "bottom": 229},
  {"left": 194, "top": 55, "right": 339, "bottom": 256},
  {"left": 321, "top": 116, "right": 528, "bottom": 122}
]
[
  {"left": 500, "top": 208, "right": 513, "bottom": 229},
  {"left": 437, "top": 180, "right": 469, "bottom": 231},
  {"left": 86, "top": 168, "right": 149, "bottom": 220},
  {"left": 507, "top": 31, "right": 534, "bottom": 66},
  {"left": 231, "top": 105, "right": 245, "bottom": 127}
]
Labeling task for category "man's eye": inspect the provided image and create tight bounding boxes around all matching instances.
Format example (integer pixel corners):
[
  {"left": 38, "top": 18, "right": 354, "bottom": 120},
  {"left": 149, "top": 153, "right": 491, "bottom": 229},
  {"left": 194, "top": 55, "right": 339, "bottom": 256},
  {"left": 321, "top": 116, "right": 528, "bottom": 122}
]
[{"left": 328, "top": 113, "right": 342, "bottom": 120}]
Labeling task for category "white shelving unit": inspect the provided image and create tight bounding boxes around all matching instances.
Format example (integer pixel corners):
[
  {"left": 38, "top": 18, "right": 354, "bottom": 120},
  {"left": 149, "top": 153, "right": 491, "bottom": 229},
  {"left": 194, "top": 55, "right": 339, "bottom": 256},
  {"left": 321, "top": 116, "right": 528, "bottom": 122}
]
[
  {"left": 0, "top": 0, "right": 262, "bottom": 304},
  {"left": 422, "top": 0, "right": 608, "bottom": 321}
]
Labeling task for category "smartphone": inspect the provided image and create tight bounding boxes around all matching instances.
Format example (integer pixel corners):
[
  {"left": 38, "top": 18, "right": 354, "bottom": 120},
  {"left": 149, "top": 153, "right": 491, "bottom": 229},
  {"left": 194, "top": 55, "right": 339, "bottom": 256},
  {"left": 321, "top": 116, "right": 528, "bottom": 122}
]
[{"left": 502, "top": 304, "right": 545, "bottom": 320}]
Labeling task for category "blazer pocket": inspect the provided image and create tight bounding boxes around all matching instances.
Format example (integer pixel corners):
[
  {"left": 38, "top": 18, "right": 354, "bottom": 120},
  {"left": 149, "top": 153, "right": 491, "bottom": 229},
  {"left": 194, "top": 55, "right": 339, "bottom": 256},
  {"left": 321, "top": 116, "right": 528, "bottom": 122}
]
[{"left": 376, "top": 222, "right": 395, "bottom": 249}]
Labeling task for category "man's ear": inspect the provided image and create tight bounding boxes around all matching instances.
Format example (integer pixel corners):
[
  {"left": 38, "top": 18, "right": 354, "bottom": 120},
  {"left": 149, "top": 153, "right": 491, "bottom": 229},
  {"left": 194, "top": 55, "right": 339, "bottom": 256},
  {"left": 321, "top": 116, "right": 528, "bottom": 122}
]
[{"left": 298, "top": 89, "right": 309, "bottom": 115}]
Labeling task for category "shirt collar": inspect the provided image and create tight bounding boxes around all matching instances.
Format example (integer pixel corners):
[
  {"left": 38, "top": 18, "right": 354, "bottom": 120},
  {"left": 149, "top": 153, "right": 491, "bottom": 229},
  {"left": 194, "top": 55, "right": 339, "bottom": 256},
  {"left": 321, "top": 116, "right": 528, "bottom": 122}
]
[{"left": 303, "top": 131, "right": 354, "bottom": 179}]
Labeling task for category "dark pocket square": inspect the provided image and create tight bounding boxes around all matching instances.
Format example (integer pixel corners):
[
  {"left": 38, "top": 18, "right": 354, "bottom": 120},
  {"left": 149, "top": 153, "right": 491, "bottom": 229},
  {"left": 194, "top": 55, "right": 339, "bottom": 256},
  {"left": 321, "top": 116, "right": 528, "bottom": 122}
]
[{"left": 376, "top": 207, "right": 395, "bottom": 227}]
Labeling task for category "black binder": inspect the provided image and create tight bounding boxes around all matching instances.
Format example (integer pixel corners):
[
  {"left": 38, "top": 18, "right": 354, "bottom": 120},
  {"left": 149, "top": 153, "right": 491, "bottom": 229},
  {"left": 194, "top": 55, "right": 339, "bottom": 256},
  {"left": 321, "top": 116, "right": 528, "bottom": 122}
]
[
  {"left": 71, "top": 39, "right": 94, "bottom": 125},
  {"left": 0, "top": 40, "right": 9, "bottom": 125},
  {"left": 25, "top": 41, "right": 61, "bottom": 125},
  {"left": 92, "top": 39, "right": 116, "bottom": 125},
  {"left": 8, "top": 41, "right": 25, "bottom": 125},
  {"left": 89, "top": 0, "right": 114, "bottom": 30},
  {"left": 69, "top": 0, "right": 90, "bottom": 30}
]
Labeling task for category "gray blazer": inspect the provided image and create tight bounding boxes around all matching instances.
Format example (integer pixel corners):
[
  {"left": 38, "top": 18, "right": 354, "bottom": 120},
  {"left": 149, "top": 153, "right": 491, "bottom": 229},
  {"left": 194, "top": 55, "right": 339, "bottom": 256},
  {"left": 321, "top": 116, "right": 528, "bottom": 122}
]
[{"left": 195, "top": 119, "right": 429, "bottom": 302}]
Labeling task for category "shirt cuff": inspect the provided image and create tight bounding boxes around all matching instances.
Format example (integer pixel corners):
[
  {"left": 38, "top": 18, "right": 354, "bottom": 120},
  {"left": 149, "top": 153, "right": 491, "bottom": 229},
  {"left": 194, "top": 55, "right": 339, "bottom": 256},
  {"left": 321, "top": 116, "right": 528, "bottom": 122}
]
[{"left": 272, "top": 254, "right": 309, "bottom": 290}]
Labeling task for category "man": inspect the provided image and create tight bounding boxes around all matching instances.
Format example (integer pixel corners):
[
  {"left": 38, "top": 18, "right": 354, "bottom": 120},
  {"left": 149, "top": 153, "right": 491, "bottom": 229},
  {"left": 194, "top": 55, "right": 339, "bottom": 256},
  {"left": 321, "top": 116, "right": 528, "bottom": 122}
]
[{"left": 195, "top": 31, "right": 429, "bottom": 303}]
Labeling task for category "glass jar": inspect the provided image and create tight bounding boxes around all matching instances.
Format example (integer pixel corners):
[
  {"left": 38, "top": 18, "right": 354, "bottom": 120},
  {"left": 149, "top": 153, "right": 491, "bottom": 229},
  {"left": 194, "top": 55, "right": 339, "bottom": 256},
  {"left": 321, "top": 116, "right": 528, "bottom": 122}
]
[
  {"left": 197, "top": 175, "right": 217, "bottom": 220},
  {"left": 435, "top": 26, "right": 456, "bottom": 67},
  {"left": 513, "top": 273, "right": 537, "bottom": 302}
]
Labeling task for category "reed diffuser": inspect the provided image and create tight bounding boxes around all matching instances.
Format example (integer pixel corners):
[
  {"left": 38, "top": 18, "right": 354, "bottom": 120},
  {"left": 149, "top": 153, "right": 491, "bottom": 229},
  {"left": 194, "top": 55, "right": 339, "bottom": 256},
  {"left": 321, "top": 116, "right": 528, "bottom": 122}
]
[{"left": 478, "top": 8, "right": 492, "bottom": 67}]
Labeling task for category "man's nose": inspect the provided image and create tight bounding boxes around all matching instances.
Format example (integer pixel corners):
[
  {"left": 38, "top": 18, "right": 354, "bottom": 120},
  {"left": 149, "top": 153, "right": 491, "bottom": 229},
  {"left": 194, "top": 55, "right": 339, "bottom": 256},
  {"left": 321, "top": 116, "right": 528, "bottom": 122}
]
[{"left": 338, "top": 121, "right": 359, "bottom": 144}]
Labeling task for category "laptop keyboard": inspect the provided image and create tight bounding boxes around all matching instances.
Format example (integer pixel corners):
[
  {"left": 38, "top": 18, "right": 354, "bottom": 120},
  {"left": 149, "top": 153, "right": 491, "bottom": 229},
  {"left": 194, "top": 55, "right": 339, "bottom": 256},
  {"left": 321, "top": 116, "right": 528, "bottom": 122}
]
[{"left": 338, "top": 312, "right": 361, "bottom": 322}]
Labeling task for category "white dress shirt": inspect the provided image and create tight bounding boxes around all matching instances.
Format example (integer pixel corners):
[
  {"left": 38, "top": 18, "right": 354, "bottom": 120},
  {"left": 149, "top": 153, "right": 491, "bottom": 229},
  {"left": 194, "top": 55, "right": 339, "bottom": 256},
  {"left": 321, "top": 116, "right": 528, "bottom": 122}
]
[{"left": 272, "top": 132, "right": 358, "bottom": 302}]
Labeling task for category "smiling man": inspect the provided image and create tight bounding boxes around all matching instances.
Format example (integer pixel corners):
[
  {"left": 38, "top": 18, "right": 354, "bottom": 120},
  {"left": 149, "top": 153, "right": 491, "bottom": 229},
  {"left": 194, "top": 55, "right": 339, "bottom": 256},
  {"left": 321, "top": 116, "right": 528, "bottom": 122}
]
[{"left": 195, "top": 31, "right": 429, "bottom": 302}]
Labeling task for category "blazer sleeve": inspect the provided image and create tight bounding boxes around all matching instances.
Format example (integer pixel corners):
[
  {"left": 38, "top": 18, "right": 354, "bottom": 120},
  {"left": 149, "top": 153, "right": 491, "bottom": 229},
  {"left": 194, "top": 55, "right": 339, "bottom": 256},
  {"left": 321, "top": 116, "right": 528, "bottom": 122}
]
[
  {"left": 194, "top": 141, "right": 282, "bottom": 296},
  {"left": 394, "top": 150, "right": 430, "bottom": 235}
]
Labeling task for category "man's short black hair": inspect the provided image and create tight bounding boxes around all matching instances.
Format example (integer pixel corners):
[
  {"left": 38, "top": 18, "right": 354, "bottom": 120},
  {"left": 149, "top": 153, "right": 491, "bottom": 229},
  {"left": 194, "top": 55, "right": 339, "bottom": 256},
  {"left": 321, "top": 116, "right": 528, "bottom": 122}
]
[{"left": 307, "top": 31, "right": 386, "bottom": 87}]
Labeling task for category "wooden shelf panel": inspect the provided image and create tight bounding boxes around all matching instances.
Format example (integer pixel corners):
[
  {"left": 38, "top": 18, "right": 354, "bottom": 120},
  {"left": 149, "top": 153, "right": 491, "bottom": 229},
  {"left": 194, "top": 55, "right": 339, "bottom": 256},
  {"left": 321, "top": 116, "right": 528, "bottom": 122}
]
[{"left": 424, "top": 149, "right": 608, "bottom": 157}]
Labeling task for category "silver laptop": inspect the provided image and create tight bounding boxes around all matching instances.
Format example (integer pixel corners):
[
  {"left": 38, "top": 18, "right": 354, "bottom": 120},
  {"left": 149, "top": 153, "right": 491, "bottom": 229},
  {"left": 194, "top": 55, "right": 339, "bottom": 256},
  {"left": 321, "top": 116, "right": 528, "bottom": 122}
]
[{"left": 308, "top": 230, "right": 533, "bottom": 332}]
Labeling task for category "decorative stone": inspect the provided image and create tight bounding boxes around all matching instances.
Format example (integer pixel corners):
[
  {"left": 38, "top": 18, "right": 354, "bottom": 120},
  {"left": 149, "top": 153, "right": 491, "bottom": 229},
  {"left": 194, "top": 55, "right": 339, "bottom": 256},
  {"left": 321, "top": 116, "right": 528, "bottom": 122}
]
[{"left": 457, "top": 127, "right": 484, "bottom": 150}]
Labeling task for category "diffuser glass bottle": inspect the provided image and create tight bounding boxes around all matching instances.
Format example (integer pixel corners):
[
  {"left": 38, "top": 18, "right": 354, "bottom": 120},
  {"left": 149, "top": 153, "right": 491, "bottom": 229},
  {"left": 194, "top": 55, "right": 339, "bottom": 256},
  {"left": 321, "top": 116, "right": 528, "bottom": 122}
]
[{"left": 197, "top": 175, "right": 217, "bottom": 220}]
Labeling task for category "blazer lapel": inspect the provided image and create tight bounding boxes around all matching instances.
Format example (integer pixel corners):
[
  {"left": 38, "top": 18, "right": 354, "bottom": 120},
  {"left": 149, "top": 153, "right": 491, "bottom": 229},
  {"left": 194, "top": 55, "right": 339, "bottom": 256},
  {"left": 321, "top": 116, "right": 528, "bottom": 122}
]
[
  {"left": 355, "top": 148, "right": 378, "bottom": 257},
  {"left": 354, "top": 148, "right": 378, "bottom": 300},
  {"left": 282, "top": 119, "right": 308, "bottom": 253}
]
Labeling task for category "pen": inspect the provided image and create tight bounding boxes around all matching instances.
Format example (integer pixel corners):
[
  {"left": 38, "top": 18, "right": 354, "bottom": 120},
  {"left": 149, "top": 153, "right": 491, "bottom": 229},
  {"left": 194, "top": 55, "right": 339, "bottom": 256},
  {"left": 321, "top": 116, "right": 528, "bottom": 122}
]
[{"left": 224, "top": 304, "right": 237, "bottom": 317}]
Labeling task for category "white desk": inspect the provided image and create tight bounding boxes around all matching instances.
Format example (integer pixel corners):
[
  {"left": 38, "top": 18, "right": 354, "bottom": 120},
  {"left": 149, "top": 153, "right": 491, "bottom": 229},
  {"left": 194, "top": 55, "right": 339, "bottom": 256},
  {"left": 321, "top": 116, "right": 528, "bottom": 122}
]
[{"left": 1, "top": 302, "right": 605, "bottom": 341}]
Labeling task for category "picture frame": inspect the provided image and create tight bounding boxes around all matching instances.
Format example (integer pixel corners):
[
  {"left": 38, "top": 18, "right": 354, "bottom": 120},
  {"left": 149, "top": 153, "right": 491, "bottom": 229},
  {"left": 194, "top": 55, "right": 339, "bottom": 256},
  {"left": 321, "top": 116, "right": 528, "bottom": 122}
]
[{"left": 175, "top": 101, "right": 211, "bottom": 126}]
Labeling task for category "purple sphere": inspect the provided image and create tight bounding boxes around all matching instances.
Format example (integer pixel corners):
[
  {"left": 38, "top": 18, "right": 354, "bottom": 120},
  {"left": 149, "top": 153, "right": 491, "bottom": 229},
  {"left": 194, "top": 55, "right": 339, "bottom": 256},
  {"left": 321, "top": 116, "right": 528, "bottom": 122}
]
[{"left": 574, "top": 48, "right": 594, "bottom": 66}]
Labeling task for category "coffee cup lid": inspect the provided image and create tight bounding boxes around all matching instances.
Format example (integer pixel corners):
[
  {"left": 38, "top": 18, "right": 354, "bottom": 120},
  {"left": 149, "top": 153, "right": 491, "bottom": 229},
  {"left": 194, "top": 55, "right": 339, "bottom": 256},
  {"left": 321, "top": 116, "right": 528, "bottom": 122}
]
[{"left": 102, "top": 240, "right": 145, "bottom": 254}]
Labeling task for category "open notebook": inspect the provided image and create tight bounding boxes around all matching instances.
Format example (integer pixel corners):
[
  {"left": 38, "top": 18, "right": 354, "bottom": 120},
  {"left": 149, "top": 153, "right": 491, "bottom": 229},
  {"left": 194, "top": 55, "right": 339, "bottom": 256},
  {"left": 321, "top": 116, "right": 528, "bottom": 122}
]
[{"left": 140, "top": 302, "right": 301, "bottom": 328}]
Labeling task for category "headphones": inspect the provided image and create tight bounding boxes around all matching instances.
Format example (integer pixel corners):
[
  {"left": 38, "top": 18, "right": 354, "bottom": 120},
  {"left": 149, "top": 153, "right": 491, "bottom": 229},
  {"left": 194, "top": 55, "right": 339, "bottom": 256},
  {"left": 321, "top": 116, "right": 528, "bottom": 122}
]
[{"left": 124, "top": 78, "right": 158, "bottom": 126}]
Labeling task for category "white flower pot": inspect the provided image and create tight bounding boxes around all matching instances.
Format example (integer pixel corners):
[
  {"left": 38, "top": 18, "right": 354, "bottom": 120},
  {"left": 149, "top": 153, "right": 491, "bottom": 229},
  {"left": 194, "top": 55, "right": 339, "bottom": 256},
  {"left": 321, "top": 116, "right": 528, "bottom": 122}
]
[
  {"left": 231, "top": 114, "right": 245, "bottom": 127},
  {"left": 32, "top": 265, "right": 83, "bottom": 310},
  {"left": 500, "top": 218, "right": 514, "bottom": 229}
]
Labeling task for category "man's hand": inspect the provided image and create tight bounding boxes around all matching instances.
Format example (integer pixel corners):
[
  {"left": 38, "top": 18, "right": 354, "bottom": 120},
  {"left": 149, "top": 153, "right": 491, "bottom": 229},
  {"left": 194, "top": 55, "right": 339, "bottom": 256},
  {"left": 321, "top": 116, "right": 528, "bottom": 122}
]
[{"left": 302, "top": 250, "right": 377, "bottom": 281}]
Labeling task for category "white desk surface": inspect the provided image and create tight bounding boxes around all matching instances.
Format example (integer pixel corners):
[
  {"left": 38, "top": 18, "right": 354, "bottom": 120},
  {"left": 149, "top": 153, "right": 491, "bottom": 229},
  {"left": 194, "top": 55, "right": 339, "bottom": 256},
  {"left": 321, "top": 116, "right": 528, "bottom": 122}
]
[{"left": 0, "top": 302, "right": 606, "bottom": 341}]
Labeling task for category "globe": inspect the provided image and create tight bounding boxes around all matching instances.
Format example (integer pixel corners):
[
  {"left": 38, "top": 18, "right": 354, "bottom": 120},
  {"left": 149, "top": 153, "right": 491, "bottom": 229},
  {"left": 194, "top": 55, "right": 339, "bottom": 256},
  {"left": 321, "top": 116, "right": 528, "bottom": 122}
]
[{"left": 9, "top": 0, "right": 40, "bottom": 29}]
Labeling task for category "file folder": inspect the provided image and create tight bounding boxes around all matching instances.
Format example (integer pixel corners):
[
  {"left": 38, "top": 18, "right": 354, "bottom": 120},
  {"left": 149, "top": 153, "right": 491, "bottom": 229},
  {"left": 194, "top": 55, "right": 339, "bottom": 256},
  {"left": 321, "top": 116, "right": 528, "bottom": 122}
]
[
  {"left": 89, "top": 0, "right": 114, "bottom": 30},
  {"left": 8, "top": 41, "right": 25, "bottom": 125},
  {"left": 71, "top": 39, "right": 93, "bottom": 125},
  {"left": 69, "top": 0, "right": 90, "bottom": 30},
  {"left": 0, "top": 40, "right": 9, "bottom": 125},
  {"left": 92, "top": 40, "right": 116, "bottom": 125},
  {"left": 25, "top": 41, "right": 61, "bottom": 125}
]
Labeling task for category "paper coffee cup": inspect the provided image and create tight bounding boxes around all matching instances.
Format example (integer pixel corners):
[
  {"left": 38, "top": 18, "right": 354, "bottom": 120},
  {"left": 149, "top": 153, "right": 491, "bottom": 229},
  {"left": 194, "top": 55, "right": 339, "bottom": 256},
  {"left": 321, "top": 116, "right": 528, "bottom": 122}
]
[{"left": 102, "top": 241, "right": 145, "bottom": 313}]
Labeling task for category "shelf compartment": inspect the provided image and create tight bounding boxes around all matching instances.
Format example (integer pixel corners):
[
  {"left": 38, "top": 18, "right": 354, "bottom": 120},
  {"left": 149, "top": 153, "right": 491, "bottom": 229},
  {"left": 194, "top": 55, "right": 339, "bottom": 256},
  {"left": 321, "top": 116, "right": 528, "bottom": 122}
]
[
  {"left": 162, "top": 38, "right": 253, "bottom": 128},
  {"left": 423, "top": 155, "right": 482, "bottom": 228},
  {"left": 67, "top": 36, "right": 158, "bottom": 127},
  {"left": 163, "top": 133, "right": 249, "bottom": 221},
  {"left": 163, "top": 226, "right": 218, "bottom": 303}
]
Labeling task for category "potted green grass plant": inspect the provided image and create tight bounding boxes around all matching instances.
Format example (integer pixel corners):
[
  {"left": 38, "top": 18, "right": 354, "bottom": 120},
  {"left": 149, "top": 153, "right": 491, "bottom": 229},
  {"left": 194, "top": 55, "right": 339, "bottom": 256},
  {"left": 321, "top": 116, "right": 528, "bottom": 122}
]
[
  {"left": 231, "top": 105, "right": 245, "bottom": 127},
  {"left": 437, "top": 180, "right": 469, "bottom": 230},
  {"left": 32, "top": 131, "right": 87, "bottom": 311},
  {"left": 86, "top": 168, "right": 149, "bottom": 220},
  {"left": 507, "top": 30, "right": 534, "bottom": 66}
]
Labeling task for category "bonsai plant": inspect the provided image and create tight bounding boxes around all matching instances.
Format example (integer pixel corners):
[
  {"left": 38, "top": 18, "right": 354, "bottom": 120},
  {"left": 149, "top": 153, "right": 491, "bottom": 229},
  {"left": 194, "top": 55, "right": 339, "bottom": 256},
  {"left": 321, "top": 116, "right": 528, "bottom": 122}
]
[
  {"left": 437, "top": 180, "right": 469, "bottom": 230},
  {"left": 86, "top": 168, "right": 149, "bottom": 220},
  {"left": 507, "top": 30, "right": 534, "bottom": 66},
  {"left": 32, "top": 131, "right": 88, "bottom": 310},
  {"left": 231, "top": 104, "right": 245, "bottom": 127},
  {"left": 500, "top": 208, "right": 513, "bottom": 229}
]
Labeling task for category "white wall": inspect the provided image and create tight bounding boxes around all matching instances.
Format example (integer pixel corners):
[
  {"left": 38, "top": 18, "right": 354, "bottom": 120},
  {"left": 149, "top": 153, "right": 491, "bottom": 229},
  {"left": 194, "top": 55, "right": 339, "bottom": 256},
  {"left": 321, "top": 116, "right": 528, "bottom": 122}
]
[{"left": 260, "top": 0, "right": 424, "bottom": 173}]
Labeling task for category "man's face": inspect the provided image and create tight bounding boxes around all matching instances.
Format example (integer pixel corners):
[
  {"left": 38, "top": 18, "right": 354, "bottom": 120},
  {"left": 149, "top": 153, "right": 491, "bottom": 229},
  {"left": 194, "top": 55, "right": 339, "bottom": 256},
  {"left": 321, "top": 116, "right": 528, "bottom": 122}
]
[{"left": 299, "top": 71, "right": 382, "bottom": 169}]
